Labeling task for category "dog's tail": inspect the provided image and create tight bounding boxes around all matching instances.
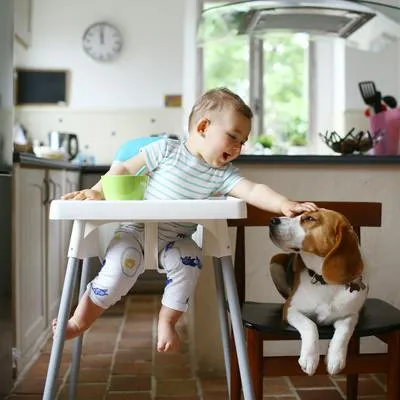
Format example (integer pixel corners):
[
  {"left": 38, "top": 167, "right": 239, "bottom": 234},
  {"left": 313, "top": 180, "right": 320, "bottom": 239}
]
[{"left": 270, "top": 253, "right": 296, "bottom": 299}]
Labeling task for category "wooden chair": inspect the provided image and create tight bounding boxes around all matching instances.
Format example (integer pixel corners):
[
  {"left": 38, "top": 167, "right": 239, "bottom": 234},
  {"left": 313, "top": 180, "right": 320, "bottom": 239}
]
[{"left": 228, "top": 202, "right": 400, "bottom": 400}]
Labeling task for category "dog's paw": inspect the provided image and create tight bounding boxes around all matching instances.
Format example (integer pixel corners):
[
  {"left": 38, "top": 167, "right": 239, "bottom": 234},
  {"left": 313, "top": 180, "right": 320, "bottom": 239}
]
[
  {"left": 298, "top": 350, "right": 320, "bottom": 376},
  {"left": 325, "top": 350, "right": 346, "bottom": 375}
]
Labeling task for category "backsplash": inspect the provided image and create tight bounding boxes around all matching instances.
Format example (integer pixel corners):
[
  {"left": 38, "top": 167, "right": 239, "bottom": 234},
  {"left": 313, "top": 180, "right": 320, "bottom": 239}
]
[{"left": 15, "top": 107, "right": 184, "bottom": 164}]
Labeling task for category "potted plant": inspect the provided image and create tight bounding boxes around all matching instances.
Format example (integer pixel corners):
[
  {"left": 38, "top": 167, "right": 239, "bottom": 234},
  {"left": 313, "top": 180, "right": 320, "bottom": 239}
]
[{"left": 254, "top": 134, "right": 275, "bottom": 154}]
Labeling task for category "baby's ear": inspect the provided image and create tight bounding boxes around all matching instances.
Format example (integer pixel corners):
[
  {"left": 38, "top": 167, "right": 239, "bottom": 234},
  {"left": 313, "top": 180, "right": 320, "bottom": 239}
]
[
  {"left": 195, "top": 118, "right": 209, "bottom": 136},
  {"left": 322, "top": 223, "right": 363, "bottom": 284}
]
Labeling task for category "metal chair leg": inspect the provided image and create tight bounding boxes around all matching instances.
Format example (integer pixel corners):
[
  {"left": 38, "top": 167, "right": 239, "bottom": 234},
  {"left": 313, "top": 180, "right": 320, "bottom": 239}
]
[
  {"left": 43, "top": 257, "right": 79, "bottom": 400},
  {"left": 220, "top": 255, "right": 255, "bottom": 400},
  {"left": 68, "top": 258, "right": 92, "bottom": 400},
  {"left": 213, "top": 257, "right": 232, "bottom": 397}
]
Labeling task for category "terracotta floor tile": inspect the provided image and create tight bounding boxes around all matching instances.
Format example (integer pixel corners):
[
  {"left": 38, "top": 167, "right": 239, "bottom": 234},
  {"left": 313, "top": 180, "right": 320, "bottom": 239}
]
[
  {"left": 115, "top": 348, "right": 153, "bottom": 363},
  {"left": 337, "top": 377, "right": 386, "bottom": 396},
  {"left": 59, "top": 383, "right": 107, "bottom": 400},
  {"left": 263, "top": 377, "right": 294, "bottom": 395},
  {"left": 8, "top": 295, "right": 389, "bottom": 399},
  {"left": 76, "top": 367, "right": 110, "bottom": 382},
  {"left": 107, "top": 394, "right": 152, "bottom": 400},
  {"left": 13, "top": 378, "right": 62, "bottom": 394},
  {"left": 156, "top": 397, "right": 199, "bottom": 400},
  {"left": 156, "top": 379, "right": 198, "bottom": 396},
  {"left": 263, "top": 397, "right": 297, "bottom": 400},
  {"left": 153, "top": 365, "right": 193, "bottom": 379},
  {"left": 297, "top": 389, "right": 343, "bottom": 400},
  {"left": 109, "top": 375, "right": 151, "bottom": 392},
  {"left": 202, "top": 394, "right": 228, "bottom": 400},
  {"left": 118, "top": 336, "right": 153, "bottom": 349},
  {"left": 289, "top": 375, "right": 335, "bottom": 388},
  {"left": 153, "top": 352, "right": 189, "bottom": 366},
  {"left": 112, "top": 361, "right": 152, "bottom": 375},
  {"left": 199, "top": 377, "right": 228, "bottom": 392},
  {"left": 79, "top": 354, "right": 113, "bottom": 368}
]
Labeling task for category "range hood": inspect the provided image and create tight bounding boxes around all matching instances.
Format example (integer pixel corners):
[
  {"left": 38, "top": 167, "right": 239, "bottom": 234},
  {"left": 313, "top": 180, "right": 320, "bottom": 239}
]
[{"left": 198, "top": 0, "right": 400, "bottom": 49}]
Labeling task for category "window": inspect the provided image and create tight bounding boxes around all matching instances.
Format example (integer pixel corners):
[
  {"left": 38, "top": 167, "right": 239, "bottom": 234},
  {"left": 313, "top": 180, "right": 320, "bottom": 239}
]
[
  {"left": 201, "top": 4, "right": 310, "bottom": 153},
  {"left": 262, "top": 33, "right": 309, "bottom": 150}
]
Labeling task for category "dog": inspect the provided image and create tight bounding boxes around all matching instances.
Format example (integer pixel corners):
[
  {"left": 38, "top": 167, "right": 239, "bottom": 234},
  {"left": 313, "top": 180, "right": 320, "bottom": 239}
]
[{"left": 268, "top": 208, "right": 368, "bottom": 376}]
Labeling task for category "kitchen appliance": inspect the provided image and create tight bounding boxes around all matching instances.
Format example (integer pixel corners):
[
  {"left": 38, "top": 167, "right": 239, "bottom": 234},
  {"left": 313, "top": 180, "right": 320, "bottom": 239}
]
[
  {"left": 198, "top": 0, "right": 400, "bottom": 50},
  {"left": 0, "top": 0, "right": 15, "bottom": 396},
  {"left": 48, "top": 131, "right": 79, "bottom": 161}
]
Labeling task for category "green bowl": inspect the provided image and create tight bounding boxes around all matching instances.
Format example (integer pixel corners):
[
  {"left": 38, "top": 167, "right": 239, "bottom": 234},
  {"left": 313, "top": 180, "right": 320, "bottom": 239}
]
[{"left": 101, "top": 175, "right": 148, "bottom": 200}]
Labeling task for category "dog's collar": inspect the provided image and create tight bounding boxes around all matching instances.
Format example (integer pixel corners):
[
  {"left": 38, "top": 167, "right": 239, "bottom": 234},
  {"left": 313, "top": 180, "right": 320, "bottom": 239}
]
[
  {"left": 307, "top": 268, "right": 326, "bottom": 285},
  {"left": 307, "top": 268, "right": 367, "bottom": 292}
]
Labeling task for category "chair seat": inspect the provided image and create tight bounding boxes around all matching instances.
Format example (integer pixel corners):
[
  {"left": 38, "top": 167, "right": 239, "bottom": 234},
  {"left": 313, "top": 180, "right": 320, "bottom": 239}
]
[{"left": 243, "top": 298, "right": 400, "bottom": 340}]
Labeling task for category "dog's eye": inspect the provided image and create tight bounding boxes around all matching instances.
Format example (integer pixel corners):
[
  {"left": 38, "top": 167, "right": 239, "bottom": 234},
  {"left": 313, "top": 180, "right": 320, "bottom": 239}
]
[{"left": 303, "top": 216, "right": 316, "bottom": 222}]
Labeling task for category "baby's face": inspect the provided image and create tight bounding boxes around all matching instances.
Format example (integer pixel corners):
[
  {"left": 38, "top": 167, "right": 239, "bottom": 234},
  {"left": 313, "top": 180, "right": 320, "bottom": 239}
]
[{"left": 200, "top": 108, "right": 251, "bottom": 168}]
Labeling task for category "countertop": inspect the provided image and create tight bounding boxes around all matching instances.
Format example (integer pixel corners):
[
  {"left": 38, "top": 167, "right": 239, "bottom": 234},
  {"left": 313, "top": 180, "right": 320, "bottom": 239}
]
[
  {"left": 81, "top": 154, "right": 400, "bottom": 174},
  {"left": 14, "top": 152, "right": 400, "bottom": 173},
  {"left": 13, "top": 152, "right": 81, "bottom": 171}
]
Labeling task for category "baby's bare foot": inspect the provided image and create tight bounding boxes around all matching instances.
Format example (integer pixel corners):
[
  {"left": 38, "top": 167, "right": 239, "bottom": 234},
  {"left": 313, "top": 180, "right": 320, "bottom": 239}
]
[
  {"left": 52, "top": 318, "right": 82, "bottom": 340},
  {"left": 157, "top": 320, "right": 180, "bottom": 352}
]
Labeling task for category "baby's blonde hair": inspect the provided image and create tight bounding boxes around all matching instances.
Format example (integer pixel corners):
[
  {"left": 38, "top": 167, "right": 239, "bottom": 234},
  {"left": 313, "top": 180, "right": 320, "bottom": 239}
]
[{"left": 188, "top": 87, "right": 253, "bottom": 132}]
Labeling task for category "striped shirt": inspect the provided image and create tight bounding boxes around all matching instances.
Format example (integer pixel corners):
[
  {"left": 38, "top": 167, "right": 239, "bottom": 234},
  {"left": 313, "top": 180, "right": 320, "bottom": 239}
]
[{"left": 119, "top": 139, "right": 244, "bottom": 241}]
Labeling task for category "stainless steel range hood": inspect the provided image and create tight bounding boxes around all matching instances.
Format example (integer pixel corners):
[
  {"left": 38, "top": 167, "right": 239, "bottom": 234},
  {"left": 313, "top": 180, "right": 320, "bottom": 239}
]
[{"left": 198, "top": 0, "right": 400, "bottom": 47}]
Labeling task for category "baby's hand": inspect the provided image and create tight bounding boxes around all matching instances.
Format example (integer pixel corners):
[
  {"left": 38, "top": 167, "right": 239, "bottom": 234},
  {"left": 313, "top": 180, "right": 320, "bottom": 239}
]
[
  {"left": 62, "top": 189, "right": 103, "bottom": 200},
  {"left": 281, "top": 200, "right": 318, "bottom": 217}
]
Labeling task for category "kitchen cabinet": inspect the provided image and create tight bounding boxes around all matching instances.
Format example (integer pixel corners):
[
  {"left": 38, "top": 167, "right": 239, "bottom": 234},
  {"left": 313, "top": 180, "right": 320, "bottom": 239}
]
[
  {"left": 13, "top": 165, "right": 80, "bottom": 374},
  {"left": 13, "top": 166, "right": 47, "bottom": 372}
]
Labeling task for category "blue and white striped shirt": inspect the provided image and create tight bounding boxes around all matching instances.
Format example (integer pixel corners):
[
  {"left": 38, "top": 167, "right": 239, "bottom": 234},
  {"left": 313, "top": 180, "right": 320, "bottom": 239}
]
[{"left": 121, "top": 139, "right": 244, "bottom": 241}]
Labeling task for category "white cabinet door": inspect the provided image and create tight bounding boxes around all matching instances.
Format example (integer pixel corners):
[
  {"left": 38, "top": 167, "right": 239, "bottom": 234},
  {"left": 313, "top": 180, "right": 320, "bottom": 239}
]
[{"left": 14, "top": 166, "right": 47, "bottom": 371}]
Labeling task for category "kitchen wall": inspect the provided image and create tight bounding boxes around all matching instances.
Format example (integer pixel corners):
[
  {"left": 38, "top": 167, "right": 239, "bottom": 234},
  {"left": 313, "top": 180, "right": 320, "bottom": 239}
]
[{"left": 14, "top": 0, "right": 187, "bottom": 163}]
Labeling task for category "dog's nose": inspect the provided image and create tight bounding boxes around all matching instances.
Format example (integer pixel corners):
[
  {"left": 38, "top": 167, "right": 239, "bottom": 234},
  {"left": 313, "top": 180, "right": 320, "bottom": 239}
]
[{"left": 270, "top": 217, "right": 281, "bottom": 225}]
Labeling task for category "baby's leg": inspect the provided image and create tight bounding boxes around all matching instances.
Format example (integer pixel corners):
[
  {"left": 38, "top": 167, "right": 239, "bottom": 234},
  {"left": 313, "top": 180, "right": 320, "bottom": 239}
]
[
  {"left": 52, "top": 291, "right": 105, "bottom": 339},
  {"left": 158, "top": 238, "right": 202, "bottom": 352},
  {"left": 53, "top": 231, "right": 145, "bottom": 340}
]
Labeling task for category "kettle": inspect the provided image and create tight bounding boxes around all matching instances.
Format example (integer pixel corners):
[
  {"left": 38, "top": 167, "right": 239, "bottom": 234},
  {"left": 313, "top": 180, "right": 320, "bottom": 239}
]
[{"left": 48, "top": 131, "right": 79, "bottom": 161}]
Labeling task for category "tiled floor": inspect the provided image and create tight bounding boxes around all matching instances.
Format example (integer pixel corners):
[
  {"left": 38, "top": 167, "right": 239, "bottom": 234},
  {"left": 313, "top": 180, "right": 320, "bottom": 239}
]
[{"left": 7, "top": 294, "right": 387, "bottom": 399}]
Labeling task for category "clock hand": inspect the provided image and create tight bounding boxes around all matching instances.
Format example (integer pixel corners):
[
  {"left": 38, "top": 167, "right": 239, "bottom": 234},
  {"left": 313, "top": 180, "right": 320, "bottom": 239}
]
[{"left": 100, "top": 25, "right": 104, "bottom": 45}]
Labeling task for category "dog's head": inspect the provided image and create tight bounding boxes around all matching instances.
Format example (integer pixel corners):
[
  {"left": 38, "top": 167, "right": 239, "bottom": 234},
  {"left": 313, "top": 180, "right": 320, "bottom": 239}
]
[{"left": 269, "top": 208, "right": 363, "bottom": 284}]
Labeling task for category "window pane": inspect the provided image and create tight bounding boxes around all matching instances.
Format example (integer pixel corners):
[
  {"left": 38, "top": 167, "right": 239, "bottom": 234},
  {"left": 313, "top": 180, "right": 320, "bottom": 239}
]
[
  {"left": 263, "top": 33, "right": 309, "bottom": 148},
  {"left": 203, "top": 36, "right": 250, "bottom": 103}
]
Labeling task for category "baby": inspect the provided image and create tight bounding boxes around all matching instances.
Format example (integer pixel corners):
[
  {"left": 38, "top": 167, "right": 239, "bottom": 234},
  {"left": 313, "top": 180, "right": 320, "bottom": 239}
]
[{"left": 57, "top": 87, "right": 317, "bottom": 352}]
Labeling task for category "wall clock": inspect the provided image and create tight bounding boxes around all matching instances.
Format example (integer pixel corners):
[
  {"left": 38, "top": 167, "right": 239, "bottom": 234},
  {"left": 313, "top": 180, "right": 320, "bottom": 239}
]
[{"left": 82, "top": 21, "right": 123, "bottom": 62}]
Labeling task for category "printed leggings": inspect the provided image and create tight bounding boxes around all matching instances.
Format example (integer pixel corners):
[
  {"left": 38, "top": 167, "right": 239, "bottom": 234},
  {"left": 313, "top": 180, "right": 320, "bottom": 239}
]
[{"left": 87, "top": 230, "right": 203, "bottom": 312}]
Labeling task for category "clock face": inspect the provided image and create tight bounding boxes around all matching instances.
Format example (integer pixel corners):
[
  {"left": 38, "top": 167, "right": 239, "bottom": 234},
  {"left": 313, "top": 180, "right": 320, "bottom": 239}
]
[{"left": 82, "top": 22, "right": 123, "bottom": 62}]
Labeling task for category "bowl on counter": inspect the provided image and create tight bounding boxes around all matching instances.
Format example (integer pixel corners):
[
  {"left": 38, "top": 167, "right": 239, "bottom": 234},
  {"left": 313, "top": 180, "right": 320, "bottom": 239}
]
[
  {"left": 33, "top": 146, "right": 68, "bottom": 160},
  {"left": 319, "top": 128, "right": 382, "bottom": 155}
]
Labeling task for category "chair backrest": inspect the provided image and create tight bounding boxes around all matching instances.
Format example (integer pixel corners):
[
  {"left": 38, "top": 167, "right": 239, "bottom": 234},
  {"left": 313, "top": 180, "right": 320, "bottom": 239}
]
[{"left": 227, "top": 202, "right": 382, "bottom": 305}]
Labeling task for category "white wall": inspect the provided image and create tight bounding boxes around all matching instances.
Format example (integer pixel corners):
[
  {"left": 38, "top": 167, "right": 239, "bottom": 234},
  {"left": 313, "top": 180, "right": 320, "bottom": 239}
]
[
  {"left": 15, "top": 0, "right": 185, "bottom": 109},
  {"left": 14, "top": 0, "right": 189, "bottom": 163},
  {"left": 345, "top": 41, "right": 400, "bottom": 110}
]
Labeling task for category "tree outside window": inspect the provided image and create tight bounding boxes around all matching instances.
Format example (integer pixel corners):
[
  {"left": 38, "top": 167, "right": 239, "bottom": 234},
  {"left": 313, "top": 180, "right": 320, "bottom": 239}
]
[{"left": 202, "top": 7, "right": 309, "bottom": 153}]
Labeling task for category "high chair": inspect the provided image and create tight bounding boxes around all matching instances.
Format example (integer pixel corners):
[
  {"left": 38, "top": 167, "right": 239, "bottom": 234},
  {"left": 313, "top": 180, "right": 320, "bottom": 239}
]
[
  {"left": 43, "top": 197, "right": 256, "bottom": 400},
  {"left": 228, "top": 201, "right": 400, "bottom": 400}
]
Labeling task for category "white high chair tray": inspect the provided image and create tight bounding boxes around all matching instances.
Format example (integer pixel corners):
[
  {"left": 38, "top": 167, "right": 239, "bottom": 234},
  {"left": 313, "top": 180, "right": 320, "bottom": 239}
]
[{"left": 50, "top": 197, "right": 247, "bottom": 222}]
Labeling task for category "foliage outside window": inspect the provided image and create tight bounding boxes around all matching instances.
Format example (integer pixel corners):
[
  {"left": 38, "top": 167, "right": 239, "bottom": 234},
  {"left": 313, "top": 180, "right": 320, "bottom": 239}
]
[
  {"left": 202, "top": 4, "right": 309, "bottom": 153},
  {"left": 263, "top": 33, "right": 309, "bottom": 150}
]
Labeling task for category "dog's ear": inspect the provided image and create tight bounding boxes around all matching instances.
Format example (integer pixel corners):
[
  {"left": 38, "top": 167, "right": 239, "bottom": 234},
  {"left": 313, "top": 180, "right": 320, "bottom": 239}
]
[
  {"left": 322, "top": 222, "right": 363, "bottom": 284},
  {"left": 270, "top": 253, "right": 292, "bottom": 299}
]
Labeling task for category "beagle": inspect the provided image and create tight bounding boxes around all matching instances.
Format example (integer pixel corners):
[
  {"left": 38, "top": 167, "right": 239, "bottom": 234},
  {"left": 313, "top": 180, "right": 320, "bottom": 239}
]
[{"left": 269, "top": 208, "right": 368, "bottom": 376}]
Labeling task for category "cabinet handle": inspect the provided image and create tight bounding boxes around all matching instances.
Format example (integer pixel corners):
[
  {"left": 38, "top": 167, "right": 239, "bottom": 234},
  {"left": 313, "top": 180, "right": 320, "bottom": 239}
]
[
  {"left": 47, "top": 178, "right": 56, "bottom": 203},
  {"left": 42, "top": 178, "right": 50, "bottom": 205}
]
